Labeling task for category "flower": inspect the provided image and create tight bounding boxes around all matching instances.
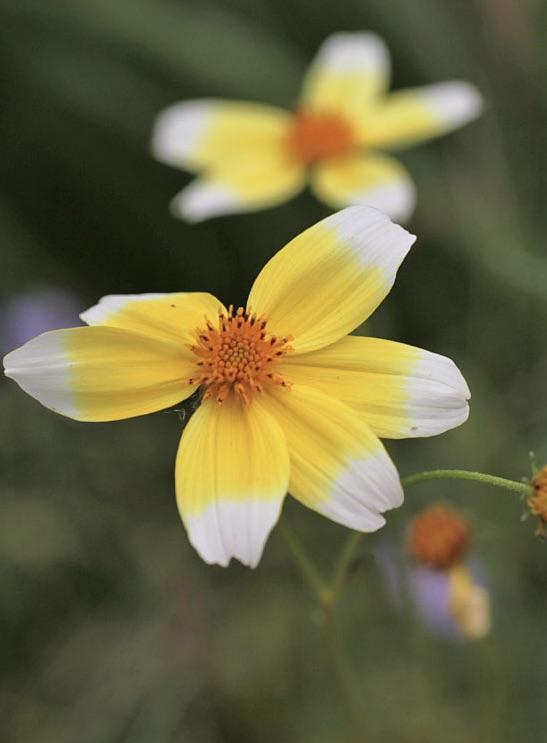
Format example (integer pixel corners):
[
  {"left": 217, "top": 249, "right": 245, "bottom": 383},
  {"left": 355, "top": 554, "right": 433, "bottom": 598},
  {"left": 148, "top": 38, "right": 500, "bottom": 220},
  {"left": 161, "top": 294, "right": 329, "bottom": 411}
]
[
  {"left": 3, "top": 207, "right": 470, "bottom": 567},
  {"left": 151, "top": 32, "right": 482, "bottom": 223},
  {"left": 0, "top": 288, "right": 82, "bottom": 356},
  {"left": 407, "top": 505, "right": 490, "bottom": 640},
  {"left": 528, "top": 465, "right": 547, "bottom": 538},
  {"left": 407, "top": 503, "right": 470, "bottom": 569},
  {"left": 409, "top": 565, "right": 490, "bottom": 641}
]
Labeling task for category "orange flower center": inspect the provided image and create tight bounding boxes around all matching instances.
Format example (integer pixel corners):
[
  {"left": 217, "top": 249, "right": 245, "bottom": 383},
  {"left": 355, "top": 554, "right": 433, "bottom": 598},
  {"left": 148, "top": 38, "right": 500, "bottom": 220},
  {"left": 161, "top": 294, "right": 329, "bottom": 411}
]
[
  {"left": 286, "top": 109, "right": 355, "bottom": 165},
  {"left": 408, "top": 505, "right": 470, "bottom": 570},
  {"left": 529, "top": 466, "right": 547, "bottom": 537},
  {"left": 189, "top": 306, "right": 292, "bottom": 404}
]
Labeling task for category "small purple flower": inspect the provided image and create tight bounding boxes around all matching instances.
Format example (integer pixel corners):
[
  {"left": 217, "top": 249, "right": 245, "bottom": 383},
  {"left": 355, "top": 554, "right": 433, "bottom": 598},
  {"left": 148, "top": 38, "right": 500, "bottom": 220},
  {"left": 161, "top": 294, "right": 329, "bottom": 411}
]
[
  {"left": 1, "top": 289, "right": 82, "bottom": 355},
  {"left": 410, "top": 565, "right": 459, "bottom": 638}
]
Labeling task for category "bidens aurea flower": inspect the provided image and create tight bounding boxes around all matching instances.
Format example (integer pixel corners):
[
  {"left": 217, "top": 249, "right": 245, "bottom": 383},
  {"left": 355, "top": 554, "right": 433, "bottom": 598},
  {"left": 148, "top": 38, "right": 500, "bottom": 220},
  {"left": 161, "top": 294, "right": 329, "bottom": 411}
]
[
  {"left": 4, "top": 208, "right": 470, "bottom": 567},
  {"left": 408, "top": 505, "right": 490, "bottom": 640},
  {"left": 151, "top": 32, "right": 482, "bottom": 223}
]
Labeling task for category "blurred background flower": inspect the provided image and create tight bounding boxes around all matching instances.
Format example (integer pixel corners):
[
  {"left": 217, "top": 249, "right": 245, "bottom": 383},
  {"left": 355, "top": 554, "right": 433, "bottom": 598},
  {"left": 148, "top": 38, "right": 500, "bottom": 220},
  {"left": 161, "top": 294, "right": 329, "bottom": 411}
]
[
  {"left": 1, "top": 1, "right": 546, "bottom": 742},
  {"left": 151, "top": 31, "right": 481, "bottom": 222},
  {"left": 0, "top": 288, "right": 82, "bottom": 356},
  {"left": 407, "top": 504, "right": 490, "bottom": 641}
]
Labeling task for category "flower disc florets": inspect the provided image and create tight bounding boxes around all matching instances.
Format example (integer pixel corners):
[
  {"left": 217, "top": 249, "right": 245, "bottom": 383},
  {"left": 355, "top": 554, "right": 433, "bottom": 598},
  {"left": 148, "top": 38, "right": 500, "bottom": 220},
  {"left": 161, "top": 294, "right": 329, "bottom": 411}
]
[
  {"left": 408, "top": 504, "right": 470, "bottom": 570},
  {"left": 286, "top": 109, "right": 355, "bottom": 165},
  {"left": 189, "top": 305, "right": 293, "bottom": 404},
  {"left": 529, "top": 466, "right": 547, "bottom": 538}
]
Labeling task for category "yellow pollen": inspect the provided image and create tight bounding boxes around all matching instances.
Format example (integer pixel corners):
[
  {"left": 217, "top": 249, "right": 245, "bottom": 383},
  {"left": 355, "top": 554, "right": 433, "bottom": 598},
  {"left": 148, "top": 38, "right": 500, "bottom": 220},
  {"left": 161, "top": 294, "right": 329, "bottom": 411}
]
[
  {"left": 189, "top": 305, "right": 293, "bottom": 404},
  {"left": 286, "top": 109, "right": 355, "bottom": 165}
]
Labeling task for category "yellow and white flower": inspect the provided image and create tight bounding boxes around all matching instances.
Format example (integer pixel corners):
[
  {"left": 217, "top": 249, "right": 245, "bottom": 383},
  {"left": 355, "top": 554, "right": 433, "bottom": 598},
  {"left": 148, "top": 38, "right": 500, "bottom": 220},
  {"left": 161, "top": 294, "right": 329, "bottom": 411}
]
[
  {"left": 152, "top": 32, "right": 482, "bottom": 223},
  {"left": 4, "top": 207, "right": 470, "bottom": 567}
]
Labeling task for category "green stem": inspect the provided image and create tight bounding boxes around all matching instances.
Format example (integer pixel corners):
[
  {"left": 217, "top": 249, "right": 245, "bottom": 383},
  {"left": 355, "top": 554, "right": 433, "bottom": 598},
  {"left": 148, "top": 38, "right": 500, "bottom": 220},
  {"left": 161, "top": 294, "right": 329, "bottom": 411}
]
[
  {"left": 278, "top": 521, "right": 365, "bottom": 739},
  {"left": 321, "top": 604, "right": 365, "bottom": 743},
  {"left": 280, "top": 468, "right": 530, "bottom": 741},
  {"left": 400, "top": 468, "right": 530, "bottom": 495},
  {"left": 329, "top": 530, "right": 365, "bottom": 606},
  {"left": 277, "top": 520, "right": 330, "bottom": 605},
  {"left": 328, "top": 470, "right": 529, "bottom": 607}
]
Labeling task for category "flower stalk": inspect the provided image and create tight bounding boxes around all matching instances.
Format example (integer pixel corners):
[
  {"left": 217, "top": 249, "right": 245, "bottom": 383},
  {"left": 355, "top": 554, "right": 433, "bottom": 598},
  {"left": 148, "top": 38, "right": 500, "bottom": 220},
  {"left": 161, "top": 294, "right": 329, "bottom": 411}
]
[{"left": 281, "top": 467, "right": 531, "bottom": 739}]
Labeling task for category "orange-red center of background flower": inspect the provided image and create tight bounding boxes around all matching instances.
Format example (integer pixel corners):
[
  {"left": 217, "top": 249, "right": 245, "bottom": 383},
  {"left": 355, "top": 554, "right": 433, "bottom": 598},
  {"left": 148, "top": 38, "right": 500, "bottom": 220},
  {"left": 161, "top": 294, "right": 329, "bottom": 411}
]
[
  {"left": 408, "top": 504, "right": 471, "bottom": 570},
  {"left": 286, "top": 110, "right": 355, "bottom": 165}
]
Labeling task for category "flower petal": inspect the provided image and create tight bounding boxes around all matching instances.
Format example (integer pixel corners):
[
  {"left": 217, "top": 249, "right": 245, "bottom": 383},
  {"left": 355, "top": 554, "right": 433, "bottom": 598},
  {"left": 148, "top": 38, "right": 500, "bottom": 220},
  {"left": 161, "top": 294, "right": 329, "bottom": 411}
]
[
  {"left": 259, "top": 385, "right": 403, "bottom": 531},
  {"left": 311, "top": 153, "right": 416, "bottom": 222},
  {"left": 3, "top": 326, "right": 196, "bottom": 421},
  {"left": 247, "top": 206, "right": 415, "bottom": 354},
  {"left": 176, "top": 396, "right": 290, "bottom": 567},
  {"left": 170, "top": 154, "right": 305, "bottom": 222},
  {"left": 300, "top": 32, "right": 390, "bottom": 117},
  {"left": 151, "top": 100, "right": 292, "bottom": 170},
  {"left": 362, "top": 81, "right": 482, "bottom": 149},
  {"left": 81, "top": 292, "right": 225, "bottom": 345},
  {"left": 279, "top": 336, "right": 470, "bottom": 439}
]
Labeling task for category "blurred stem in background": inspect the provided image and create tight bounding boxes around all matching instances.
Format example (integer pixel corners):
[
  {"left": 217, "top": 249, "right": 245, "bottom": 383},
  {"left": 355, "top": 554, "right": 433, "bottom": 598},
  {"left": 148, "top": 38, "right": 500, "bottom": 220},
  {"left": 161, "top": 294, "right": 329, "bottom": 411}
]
[
  {"left": 280, "top": 468, "right": 531, "bottom": 740},
  {"left": 278, "top": 521, "right": 366, "bottom": 742}
]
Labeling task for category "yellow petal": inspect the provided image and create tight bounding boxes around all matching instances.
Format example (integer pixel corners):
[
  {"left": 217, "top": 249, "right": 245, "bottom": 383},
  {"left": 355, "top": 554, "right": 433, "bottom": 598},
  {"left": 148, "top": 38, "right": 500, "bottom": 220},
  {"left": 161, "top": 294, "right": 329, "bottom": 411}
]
[
  {"left": 151, "top": 99, "right": 292, "bottom": 170},
  {"left": 176, "top": 396, "right": 289, "bottom": 567},
  {"left": 3, "top": 326, "right": 196, "bottom": 422},
  {"left": 247, "top": 206, "right": 415, "bottom": 354},
  {"left": 81, "top": 292, "right": 225, "bottom": 346},
  {"left": 448, "top": 565, "right": 491, "bottom": 640},
  {"left": 170, "top": 152, "right": 304, "bottom": 222},
  {"left": 300, "top": 32, "right": 390, "bottom": 118},
  {"left": 280, "top": 336, "right": 470, "bottom": 439},
  {"left": 311, "top": 153, "right": 416, "bottom": 222},
  {"left": 362, "top": 81, "right": 482, "bottom": 149},
  {"left": 259, "top": 384, "right": 403, "bottom": 531}
]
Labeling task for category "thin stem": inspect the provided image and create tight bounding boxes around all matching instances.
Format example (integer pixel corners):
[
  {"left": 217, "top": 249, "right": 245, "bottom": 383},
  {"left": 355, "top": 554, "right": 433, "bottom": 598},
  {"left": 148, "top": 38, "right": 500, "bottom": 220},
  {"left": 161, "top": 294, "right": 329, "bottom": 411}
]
[
  {"left": 277, "top": 520, "right": 330, "bottom": 605},
  {"left": 329, "top": 530, "right": 365, "bottom": 606},
  {"left": 321, "top": 604, "right": 365, "bottom": 743},
  {"left": 325, "top": 468, "right": 529, "bottom": 613},
  {"left": 279, "top": 467, "right": 530, "bottom": 742},
  {"left": 401, "top": 469, "right": 530, "bottom": 495},
  {"left": 278, "top": 520, "right": 366, "bottom": 739}
]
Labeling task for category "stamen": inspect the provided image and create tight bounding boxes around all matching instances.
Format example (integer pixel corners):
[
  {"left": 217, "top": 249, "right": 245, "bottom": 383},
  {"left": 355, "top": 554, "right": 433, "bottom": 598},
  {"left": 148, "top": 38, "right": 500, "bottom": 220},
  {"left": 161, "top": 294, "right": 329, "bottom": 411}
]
[{"left": 189, "top": 306, "right": 293, "bottom": 404}]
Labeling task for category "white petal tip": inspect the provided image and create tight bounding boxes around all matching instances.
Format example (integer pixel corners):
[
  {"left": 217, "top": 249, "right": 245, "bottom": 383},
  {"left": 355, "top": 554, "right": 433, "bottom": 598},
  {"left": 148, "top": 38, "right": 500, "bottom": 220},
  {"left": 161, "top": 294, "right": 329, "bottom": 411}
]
[
  {"left": 348, "top": 179, "right": 417, "bottom": 223},
  {"left": 170, "top": 184, "right": 240, "bottom": 223},
  {"left": 2, "top": 332, "right": 76, "bottom": 418},
  {"left": 318, "top": 32, "right": 389, "bottom": 73},
  {"left": 324, "top": 205, "right": 417, "bottom": 264},
  {"left": 424, "top": 81, "right": 483, "bottom": 128},
  {"left": 183, "top": 499, "right": 283, "bottom": 568},
  {"left": 151, "top": 101, "right": 212, "bottom": 167},
  {"left": 320, "top": 448, "right": 403, "bottom": 532}
]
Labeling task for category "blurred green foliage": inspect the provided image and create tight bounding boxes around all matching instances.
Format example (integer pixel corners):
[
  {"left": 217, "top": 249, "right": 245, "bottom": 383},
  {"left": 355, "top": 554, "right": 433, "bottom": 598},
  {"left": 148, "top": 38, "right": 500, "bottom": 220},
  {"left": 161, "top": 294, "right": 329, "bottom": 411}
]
[{"left": 1, "top": 0, "right": 547, "bottom": 741}]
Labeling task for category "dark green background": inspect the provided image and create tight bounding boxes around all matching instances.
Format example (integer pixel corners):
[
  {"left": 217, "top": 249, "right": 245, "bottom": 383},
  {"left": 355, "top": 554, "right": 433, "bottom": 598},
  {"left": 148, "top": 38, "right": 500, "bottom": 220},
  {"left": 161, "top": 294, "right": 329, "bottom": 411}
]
[{"left": 1, "top": 1, "right": 546, "bottom": 741}]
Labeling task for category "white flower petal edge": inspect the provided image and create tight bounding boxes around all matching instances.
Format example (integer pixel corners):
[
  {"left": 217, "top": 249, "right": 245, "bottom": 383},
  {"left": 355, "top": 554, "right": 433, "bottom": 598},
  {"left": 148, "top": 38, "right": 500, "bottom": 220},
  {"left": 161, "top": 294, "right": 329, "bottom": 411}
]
[
  {"left": 4, "top": 331, "right": 75, "bottom": 417},
  {"left": 183, "top": 500, "right": 285, "bottom": 568},
  {"left": 300, "top": 31, "right": 391, "bottom": 109},
  {"left": 176, "top": 397, "right": 290, "bottom": 568},
  {"left": 351, "top": 179, "right": 416, "bottom": 222},
  {"left": 419, "top": 81, "right": 483, "bottom": 129},
  {"left": 151, "top": 102, "right": 213, "bottom": 167},
  {"left": 260, "top": 385, "right": 404, "bottom": 532},
  {"left": 247, "top": 206, "right": 416, "bottom": 354},
  {"left": 170, "top": 182, "right": 242, "bottom": 222},
  {"left": 80, "top": 293, "right": 165, "bottom": 325},
  {"left": 311, "top": 31, "right": 389, "bottom": 75},
  {"left": 312, "top": 156, "right": 417, "bottom": 222},
  {"left": 320, "top": 448, "right": 403, "bottom": 531}
]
